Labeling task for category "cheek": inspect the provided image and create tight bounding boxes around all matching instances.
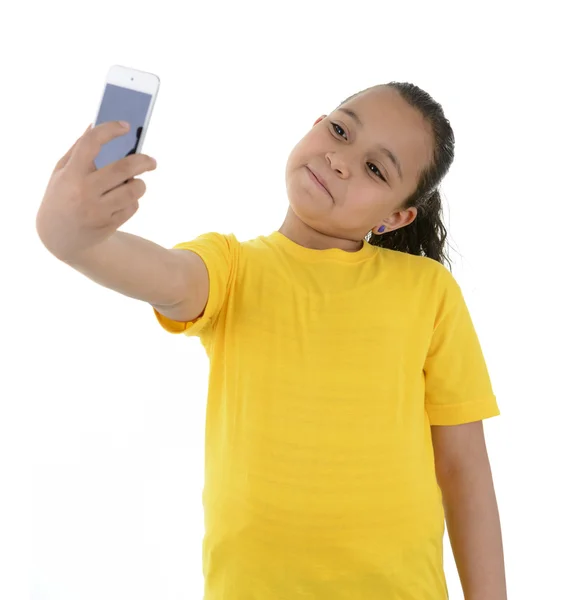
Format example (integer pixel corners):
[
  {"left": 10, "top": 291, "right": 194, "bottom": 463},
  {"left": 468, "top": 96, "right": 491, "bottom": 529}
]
[
  {"left": 285, "top": 144, "right": 308, "bottom": 181},
  {"left": 289, "top": 126, "right": 330, "bottom": 163},
  {"left": 346, "top": 183, "right": 383, "bottom": 214},
  {"left": 288, "top": 131, "right": 315, "bottom": 159},
  {"left": 341, "top": 184, "right": 395, "bottom": 228}
]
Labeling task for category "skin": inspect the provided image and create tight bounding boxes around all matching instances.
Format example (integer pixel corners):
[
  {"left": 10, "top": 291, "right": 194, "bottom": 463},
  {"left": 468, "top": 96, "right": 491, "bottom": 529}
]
[
  {"left": 280, "top": 85, "right": 433, "bottom": 252},
  {"left": 432, "top": 422, "right": 508, "bottom": 600}
]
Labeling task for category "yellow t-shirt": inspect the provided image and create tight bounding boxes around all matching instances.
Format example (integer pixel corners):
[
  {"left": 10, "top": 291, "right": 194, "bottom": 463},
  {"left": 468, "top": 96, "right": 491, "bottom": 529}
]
[{"left": 154, "top": 231, "right": 500, "bottom": 600}]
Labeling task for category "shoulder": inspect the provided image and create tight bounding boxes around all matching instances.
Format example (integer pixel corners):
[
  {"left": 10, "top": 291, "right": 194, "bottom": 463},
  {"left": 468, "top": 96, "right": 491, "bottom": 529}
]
[
  {"left": 173, "top": 231, "right": 241, "bottom": 255},
  {"left": 377, "top": 249, "right": 464, "bottom": 319},
  {"left": 381, "top": 247, "right": 457, "bottom": 286}
]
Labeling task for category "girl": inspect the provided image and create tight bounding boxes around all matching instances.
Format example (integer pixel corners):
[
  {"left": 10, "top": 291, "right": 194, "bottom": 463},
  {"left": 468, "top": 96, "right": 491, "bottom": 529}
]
[{"left": 37, "top": 82, "right": 507, "bottom": 600}]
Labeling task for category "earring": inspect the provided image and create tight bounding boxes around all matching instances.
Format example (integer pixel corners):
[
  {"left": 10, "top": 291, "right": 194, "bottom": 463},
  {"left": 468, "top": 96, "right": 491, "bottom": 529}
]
[{"left": 378, "top": 225, "right": 386, "bottom": 233}]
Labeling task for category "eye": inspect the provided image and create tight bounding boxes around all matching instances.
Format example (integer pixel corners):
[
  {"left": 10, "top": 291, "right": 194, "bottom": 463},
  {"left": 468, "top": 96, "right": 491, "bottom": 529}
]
[
  {"left": 367, "top": 162, "right": 386, "bottom": 182},
  {"left": 331, "top": 122, "right": 347, "bottom": 139}
]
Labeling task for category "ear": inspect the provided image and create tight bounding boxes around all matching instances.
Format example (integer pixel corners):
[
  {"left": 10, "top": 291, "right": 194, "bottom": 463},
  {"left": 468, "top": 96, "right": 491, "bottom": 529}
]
[
  {"left": 373, "top": 207, "right": 418, "bottom": 235},
  {"left": 313, "top": 115, "right": 327, "bottom": 127}
]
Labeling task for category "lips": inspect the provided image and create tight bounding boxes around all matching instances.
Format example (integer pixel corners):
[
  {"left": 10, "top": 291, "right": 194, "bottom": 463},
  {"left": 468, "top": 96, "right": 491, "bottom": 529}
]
[{"left": 307, "top": 166, "right": 331, "bottom": 198}]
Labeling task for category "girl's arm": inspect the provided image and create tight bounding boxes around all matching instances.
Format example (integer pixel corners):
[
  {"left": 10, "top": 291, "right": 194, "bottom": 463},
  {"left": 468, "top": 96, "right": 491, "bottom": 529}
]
[
  {"left": 64, "top": 231, "right": 210, "bottom": 322},
  {"left": 431, "top": 422, "right": 508, "bottom": 600}
]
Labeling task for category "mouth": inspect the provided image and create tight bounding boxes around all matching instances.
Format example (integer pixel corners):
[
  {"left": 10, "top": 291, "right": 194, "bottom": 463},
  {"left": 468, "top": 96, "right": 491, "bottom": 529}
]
[{"left": 307, "top": 166, "right": 332, "bottom": 199}]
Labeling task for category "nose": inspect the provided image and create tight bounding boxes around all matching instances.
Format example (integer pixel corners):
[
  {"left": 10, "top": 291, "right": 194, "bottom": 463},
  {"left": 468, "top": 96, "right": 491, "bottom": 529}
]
[{"left": 325, "top": 151, "right": 350, "bottom": 178}]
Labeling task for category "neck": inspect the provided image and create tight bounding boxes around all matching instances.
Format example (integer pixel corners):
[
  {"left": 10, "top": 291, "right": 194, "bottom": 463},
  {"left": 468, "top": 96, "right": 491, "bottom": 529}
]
[{"left": 278, "top": 207, "right": 364, "bottom": 253}]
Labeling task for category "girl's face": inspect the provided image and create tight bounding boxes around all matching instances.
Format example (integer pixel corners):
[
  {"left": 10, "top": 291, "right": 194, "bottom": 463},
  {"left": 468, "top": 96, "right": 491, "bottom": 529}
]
[{"left": 285, "top": 86, "right": 434, "bottom": 243}]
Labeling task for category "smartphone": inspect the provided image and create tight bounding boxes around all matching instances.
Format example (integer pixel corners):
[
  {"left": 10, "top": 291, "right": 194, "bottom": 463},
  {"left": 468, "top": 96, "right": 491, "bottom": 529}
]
[{"left": 91, "top": 65, "right": 160, "bottom": 170}]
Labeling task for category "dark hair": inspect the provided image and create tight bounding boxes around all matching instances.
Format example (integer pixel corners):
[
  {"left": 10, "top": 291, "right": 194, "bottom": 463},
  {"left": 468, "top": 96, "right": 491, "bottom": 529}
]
[{"left": 341, "top": 82, "right": 455, "bottom": 268}]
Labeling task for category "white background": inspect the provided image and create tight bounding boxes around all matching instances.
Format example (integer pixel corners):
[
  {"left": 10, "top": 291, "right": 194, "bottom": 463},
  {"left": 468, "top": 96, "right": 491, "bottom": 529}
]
[{"left": 1, "top": 1, "right": 566, "bottom": 598}]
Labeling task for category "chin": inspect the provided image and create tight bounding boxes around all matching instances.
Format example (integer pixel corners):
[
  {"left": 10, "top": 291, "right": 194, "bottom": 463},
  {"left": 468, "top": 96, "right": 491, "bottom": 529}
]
[
  {"left": 289, "top": 200, "right": 334, "bottom": 240},
  {"left": 288, "top": 188, "right": 325, "bottom": 223}
]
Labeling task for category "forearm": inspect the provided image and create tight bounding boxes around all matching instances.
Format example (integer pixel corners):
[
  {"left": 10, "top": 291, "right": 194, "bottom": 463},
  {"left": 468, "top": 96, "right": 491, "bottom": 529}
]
[
  {"left": 438, "top": 460, "right": 507, "bottom": 600},
  {"left": 64, "top": 231, "right": 185, "bottom": 307}
]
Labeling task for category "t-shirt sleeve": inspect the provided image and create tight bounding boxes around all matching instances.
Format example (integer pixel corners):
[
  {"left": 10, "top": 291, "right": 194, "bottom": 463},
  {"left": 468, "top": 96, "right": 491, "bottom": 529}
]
[
  {"left": 153, "top": 232, "right": 239, "bottom": 338},
  {"left": 424, "top": 267, "right": 500, "bottom": 425}
]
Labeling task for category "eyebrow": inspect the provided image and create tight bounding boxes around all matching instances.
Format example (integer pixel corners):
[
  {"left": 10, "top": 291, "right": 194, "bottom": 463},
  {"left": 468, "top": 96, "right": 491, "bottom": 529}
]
[{"left": 338, "top": 107, "right": 403, "bottom": 181}]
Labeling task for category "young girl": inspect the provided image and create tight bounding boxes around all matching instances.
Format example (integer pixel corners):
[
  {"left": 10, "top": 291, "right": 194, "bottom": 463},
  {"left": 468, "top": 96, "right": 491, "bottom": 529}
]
[{"left": 37, "top": 82, "right": 507, "bottom": 599}]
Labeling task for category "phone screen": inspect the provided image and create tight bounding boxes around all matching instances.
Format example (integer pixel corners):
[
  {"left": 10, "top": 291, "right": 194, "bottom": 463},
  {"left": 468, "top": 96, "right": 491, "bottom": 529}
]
[{"left": 94, "top": 83, "right": 152, "bottom": 169}]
